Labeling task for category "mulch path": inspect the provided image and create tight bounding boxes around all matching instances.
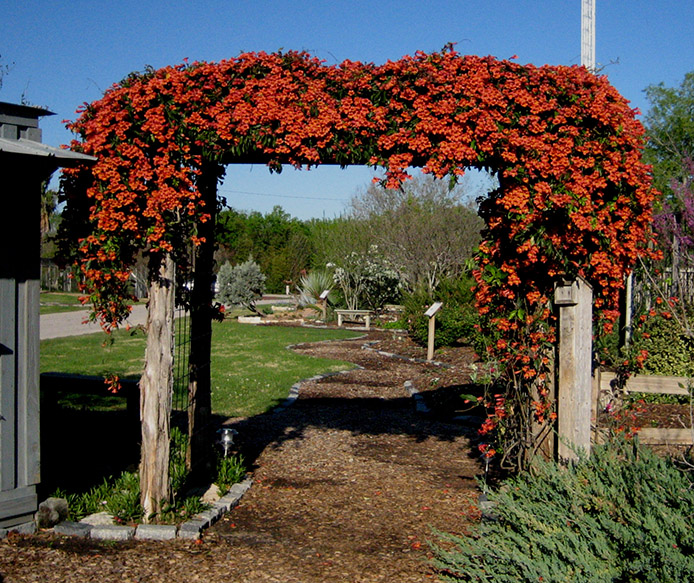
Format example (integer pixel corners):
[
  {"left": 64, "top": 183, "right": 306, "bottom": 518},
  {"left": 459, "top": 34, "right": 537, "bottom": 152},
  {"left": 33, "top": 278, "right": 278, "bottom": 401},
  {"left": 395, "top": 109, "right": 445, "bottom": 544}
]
[
  {"left": 0, "top": 328, "right": 485, "bottom": 583},
  {"left": 2, "top": 327, "right": 687, "bottom": 582}
]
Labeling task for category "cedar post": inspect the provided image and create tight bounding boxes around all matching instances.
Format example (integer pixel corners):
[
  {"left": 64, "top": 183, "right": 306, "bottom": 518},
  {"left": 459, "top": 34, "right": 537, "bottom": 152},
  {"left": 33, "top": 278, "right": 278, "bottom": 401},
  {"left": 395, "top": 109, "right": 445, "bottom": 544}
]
[
  {"left": 187, "top": 160, "right": 222, "bottom": 480},
  {"left": 554, "top": 277, "right": 593, "bottom": 463},
  {"left": 140, "top": 251, "right": 176, "bottom": 521}
]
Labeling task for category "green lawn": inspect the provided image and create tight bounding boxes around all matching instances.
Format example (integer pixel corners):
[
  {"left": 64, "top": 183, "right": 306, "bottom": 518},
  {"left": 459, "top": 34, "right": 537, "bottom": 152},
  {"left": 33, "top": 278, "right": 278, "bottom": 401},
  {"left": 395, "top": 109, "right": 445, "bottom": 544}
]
[
  {"left": 40, "top": 292, "right": 86, "bottom": 315},
  {"left": 40, "top": 320, "right": 360, "bottom": 417}
]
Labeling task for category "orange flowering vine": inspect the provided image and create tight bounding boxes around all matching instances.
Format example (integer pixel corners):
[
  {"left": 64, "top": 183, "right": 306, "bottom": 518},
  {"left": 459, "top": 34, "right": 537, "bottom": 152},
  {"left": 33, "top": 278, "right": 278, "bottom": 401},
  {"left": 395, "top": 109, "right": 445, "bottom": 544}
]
[{"left": 59, "top": 48, "right": 658, "bottom": 464}]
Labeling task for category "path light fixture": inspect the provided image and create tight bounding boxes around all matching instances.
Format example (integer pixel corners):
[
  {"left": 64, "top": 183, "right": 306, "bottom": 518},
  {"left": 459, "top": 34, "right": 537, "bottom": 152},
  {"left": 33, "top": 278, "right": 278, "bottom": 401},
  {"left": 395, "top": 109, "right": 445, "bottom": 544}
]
[{"left": 218, "top": 427, "right": 238, "bottom": 458}]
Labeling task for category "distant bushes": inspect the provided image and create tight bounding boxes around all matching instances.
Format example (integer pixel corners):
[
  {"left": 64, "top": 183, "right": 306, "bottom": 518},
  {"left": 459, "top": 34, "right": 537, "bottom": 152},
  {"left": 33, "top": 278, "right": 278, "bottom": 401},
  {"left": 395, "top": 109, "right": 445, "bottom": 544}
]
[
  {"left": 216, "top": 259, "right": 266, "bottom": 314},
  {"left": 401, "top": 274, "right": 478, "bottom": 349},
  {"left": 639, "top": 314, "right": 694, "bottom": 377}
]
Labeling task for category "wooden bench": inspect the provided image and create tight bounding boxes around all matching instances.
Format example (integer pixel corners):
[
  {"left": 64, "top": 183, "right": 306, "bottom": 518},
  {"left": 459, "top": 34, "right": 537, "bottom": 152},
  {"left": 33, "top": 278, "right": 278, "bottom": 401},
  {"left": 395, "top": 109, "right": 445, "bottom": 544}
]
[{"left": 335, "top": 309, "right": 373, "bottom": 330}]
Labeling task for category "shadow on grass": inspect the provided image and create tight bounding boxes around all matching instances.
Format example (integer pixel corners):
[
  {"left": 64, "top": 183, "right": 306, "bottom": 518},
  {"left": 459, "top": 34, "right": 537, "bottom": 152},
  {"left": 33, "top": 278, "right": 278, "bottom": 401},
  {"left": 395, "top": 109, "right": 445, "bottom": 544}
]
[
  {"left": 38, "top": 362, "right": 488, "bottom": 500},
  {"left": 39, "top": 374, "right": 140, "bottom": 499}
]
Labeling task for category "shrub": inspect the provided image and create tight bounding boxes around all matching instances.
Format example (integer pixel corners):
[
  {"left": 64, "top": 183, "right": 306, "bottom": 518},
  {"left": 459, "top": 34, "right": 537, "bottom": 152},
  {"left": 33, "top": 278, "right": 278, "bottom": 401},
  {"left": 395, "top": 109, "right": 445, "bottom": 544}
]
[
  {"left": 215, "top": 453, "right": 247, "bottom": 496},
  {"left": 431, "top": 437, "right": 694, "bottom": 582},
  {"left": 106, "top": 471, "right": 142, "bottom": 523},
  {"left": 52, "top": 427, "right": 226, "bottom": 525},
  {"left": 297, "top": 269, "right": 335, "bottom": 307},
  {"left": 331, "top": 245, "right": 403, "bottom": 310},
  {"left": 402, "top": 274, "right": 478, "bottom": 349},
  {"left": 639, "top": 314, "right": 694, "bottom": 377},
  {"left": 216, "top": 259, "right": 266, "bottom": 314}
]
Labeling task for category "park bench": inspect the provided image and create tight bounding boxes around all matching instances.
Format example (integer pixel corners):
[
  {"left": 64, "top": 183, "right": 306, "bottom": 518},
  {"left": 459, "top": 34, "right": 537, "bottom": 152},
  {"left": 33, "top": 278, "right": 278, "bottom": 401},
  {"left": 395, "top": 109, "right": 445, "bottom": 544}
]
[{"left": 335, "top": 309, "right": 373, "bottom": 330}]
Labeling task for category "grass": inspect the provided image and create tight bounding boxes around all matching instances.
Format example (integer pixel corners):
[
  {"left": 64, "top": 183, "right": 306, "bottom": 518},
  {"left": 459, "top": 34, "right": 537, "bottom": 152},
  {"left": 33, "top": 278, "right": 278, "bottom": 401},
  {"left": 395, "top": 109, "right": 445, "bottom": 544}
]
[
  {"left": 40, "top": 327, "right": 148, "bottom": 380},
  {"left": 209, "top": 320, "right": 359, "bottom": 416},
  {"left": 40, "top": 291, "right": 86, "bottom": 314},
  {"left": 40, "top": 319, "right": 360, "bottom": 417}
]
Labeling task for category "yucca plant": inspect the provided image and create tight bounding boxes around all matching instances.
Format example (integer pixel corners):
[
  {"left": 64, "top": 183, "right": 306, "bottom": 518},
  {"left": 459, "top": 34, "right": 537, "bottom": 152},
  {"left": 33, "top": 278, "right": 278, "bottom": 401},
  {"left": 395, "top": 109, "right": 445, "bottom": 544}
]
[{"left": 297, "top": 269, "right": 336, "bottom": 307}]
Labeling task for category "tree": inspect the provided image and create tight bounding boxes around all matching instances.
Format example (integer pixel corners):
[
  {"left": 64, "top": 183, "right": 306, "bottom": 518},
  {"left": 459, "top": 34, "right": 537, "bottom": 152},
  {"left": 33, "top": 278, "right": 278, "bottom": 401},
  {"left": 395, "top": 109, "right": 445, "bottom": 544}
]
[
  {"left": 331, "top": 245, "right": 402, "bottom": 310},
  {"left": 350, "top": 173, "right": 485, "bottom": 294},
  {"left": 216, "top": 206, "right": 313, "bottom": 292},
  {"left": 644, "top": 71, "right": 694, "bottom": 197},
  {"left": 0, "top": 54, "right": 13, "bottom": 92},
  {"left": 642, "top": 73, "right": 694, "bottom": 324},
  {"left": 40, "top": 181, "right": 58, "bottom": 237}
]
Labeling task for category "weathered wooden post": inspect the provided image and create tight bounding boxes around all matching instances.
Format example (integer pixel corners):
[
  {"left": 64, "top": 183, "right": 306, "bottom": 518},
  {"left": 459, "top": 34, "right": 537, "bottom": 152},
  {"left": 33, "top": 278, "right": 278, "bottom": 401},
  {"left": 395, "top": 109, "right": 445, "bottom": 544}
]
[
  {"left": 554, "top": 277, "right": 593, "bottom": 462},
  {"left": 424, "top": 302, "right": 443, "bottom": 362}
]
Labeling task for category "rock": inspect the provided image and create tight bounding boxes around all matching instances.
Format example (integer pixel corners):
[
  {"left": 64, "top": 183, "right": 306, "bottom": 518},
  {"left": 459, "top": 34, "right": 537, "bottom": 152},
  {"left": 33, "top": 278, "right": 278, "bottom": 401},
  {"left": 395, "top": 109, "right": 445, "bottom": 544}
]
[
  {"left": 80, "top": 511, "right": 115, "bottom": 526},
  {"left": 54, "top": 521, "right": 92, "bottom": 538},
  {"left": 90, "top": 524, "right": 135, "bottom": 541},
  {"left": 135, "top": 524, "right": 178, "bottom": 541},
  {"left": 201, "top": 483, "right": 221, "bottom": 504},
  {"left": 178, "top": 519, "right": 206, "bottom": 540},
  {"left": 35, "top": 497, "right": 68, "bottom": 528}
]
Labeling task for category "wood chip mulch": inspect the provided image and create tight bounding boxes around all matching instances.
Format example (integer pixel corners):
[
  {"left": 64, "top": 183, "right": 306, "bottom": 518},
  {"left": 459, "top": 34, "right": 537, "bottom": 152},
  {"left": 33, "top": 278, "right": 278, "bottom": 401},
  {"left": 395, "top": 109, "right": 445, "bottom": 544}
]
[{"left": 0, "top": 329, "right": 485, "bottom": 583}]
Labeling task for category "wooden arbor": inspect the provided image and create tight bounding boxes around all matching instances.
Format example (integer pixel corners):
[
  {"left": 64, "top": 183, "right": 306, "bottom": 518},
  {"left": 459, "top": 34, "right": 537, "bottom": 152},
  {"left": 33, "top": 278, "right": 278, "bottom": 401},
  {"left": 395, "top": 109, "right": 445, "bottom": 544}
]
[
  {"left": 61, "top": 50, "right": 657, "bottom": 479},
  {"left": 0, "top": 102, "right": 94, "bottom": 528}
]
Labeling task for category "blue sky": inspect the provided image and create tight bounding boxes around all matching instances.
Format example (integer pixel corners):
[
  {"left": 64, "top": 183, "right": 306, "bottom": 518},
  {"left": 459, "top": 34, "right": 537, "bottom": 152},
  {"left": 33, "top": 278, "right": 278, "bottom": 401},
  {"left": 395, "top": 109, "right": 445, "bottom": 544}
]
[{"left": 2, "top": 1, "right": 693, "bottom": 219}]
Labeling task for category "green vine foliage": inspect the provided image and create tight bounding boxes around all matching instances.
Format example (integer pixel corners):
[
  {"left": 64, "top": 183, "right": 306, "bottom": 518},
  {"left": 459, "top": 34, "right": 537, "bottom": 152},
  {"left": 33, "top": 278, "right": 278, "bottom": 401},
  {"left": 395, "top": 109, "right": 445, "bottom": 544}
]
[{"left": 431, "top": 437, "right": 694, "bottom": 583}]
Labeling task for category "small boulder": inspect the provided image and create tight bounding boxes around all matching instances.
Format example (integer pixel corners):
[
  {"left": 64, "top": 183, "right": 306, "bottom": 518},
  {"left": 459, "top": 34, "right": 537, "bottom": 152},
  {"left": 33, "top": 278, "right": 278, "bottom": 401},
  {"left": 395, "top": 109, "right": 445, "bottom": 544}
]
[{"left": 35, "top": 497, "right": 69, "bottom": 528}]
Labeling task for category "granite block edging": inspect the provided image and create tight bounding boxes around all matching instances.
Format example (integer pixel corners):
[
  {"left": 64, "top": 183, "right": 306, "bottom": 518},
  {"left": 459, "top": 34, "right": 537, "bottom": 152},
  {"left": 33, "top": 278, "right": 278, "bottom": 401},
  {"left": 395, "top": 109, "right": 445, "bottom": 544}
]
[
  {"left": 0, "top": 521, "right": 37, "bottom": 539},
  {"left": 404, "top": 380, "right": 431, "bottom": 414},
  {"left": 49, "top": 476, "right": 253, "bottom": 542}
]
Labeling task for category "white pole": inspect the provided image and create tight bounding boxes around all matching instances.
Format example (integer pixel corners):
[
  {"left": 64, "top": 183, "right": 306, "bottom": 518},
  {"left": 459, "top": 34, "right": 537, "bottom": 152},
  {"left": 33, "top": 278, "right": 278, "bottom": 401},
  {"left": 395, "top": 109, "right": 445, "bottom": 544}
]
[{"left": 581, "top": 0, "right": 596, "bottom": 71}]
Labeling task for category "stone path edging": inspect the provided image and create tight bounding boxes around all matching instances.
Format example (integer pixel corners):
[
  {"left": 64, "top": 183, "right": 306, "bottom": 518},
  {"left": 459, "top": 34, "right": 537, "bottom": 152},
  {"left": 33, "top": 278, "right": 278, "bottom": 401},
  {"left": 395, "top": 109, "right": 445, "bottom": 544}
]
[
  {"left": 50, "top": 477, "right": 253, "bottom": 541},
  {"left": 360, "top": 339, "right": 451, "bottom": 368}
]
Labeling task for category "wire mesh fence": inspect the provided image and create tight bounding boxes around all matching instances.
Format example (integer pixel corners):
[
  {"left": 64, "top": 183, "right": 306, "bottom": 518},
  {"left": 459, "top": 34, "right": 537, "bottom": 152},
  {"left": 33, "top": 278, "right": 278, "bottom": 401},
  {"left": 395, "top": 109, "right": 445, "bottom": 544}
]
[{"left": 172, "top": 304, "right": 192, "bottom": 416}]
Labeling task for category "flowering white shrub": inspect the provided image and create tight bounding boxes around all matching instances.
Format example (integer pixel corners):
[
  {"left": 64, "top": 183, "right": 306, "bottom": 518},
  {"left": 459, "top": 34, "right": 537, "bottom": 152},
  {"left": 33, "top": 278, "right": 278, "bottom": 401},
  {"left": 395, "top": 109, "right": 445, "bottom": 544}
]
[{"left": 331, "top": 245, "right": 402, "bottom": 310}]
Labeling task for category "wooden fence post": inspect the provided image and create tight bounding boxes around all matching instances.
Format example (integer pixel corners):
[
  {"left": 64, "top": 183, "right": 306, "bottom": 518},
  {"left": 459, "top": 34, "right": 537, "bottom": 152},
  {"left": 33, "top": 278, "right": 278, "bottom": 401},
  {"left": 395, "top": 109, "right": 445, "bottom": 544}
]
[{"left": 554, "top": 277, "right": 593, "bottom": 463}]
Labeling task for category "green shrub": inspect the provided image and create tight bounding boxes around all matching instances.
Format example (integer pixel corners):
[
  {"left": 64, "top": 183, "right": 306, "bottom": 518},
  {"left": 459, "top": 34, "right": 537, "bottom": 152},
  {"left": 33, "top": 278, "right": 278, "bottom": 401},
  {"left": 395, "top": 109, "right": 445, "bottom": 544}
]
[
  {"left": 53, "top": 427, "right": 221, "bottom": 525},
  {"left": 106, "top": 471, "right": 142, "bottom": 523},
  {"left": 402, "top": 274, "right": 478, "bottom": 349},
  {"left": 169, "top": 426, "right": 189, "bottom": 499},
  {"left": 216, "top": 258, "right": 266, "bottom": 313},
  {"left": 431, "top": 438, "right": 694, "bottom": 582},
  {"left": 640, "top": 314, "right": 694, "bottom": 377},
  {"left": 297, "top": 269, "right": 336, "bottom": 307},
  {"left": 215, "top": 453, "right": 247, "bottom": 496}
]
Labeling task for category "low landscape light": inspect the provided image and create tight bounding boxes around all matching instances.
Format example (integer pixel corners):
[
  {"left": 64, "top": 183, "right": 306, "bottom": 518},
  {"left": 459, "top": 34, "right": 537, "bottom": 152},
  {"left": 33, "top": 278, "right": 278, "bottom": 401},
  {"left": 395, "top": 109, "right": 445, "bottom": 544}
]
[{"left": 218, "top": 427, "right": 238, "bottom": 458}]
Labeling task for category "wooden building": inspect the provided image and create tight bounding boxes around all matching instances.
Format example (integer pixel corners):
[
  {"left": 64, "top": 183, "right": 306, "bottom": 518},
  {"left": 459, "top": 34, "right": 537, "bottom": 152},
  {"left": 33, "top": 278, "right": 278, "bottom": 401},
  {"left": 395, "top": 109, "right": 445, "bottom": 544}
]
[{"left": 0, "top": 101, "right": 94, "bottom": 528}]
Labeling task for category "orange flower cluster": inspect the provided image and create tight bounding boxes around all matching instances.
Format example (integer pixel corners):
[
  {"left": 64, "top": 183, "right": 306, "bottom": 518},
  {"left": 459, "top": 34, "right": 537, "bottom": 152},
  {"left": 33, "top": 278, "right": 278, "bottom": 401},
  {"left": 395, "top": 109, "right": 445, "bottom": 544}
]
[{"left": 61, "top": 49, "right": 658, "bottom": 441}]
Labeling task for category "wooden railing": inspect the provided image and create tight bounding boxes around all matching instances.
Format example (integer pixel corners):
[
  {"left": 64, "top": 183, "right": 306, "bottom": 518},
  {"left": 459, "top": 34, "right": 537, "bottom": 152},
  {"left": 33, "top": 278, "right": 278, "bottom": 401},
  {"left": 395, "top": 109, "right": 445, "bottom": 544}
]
[{"left": 596, "top": 370, "right": 692, "bottom": 445}]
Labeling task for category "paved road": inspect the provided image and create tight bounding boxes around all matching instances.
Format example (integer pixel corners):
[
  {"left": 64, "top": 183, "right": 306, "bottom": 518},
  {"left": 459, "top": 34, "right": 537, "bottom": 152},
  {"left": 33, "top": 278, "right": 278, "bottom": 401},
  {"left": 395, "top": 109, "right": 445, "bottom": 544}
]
[
  {"left": 40, "top": 304, "right": 149, "bottom": 340},
  {"left": 39, "top": 295, "right": 295, "bottom": 340}
]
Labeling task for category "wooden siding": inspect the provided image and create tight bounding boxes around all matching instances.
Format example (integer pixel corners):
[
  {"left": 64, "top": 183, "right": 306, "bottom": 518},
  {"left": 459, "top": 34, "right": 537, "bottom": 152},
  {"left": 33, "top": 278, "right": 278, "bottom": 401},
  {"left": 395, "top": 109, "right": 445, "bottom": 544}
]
[{"left": 0, "top": 157, "right": 43, "bottom": 527}]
